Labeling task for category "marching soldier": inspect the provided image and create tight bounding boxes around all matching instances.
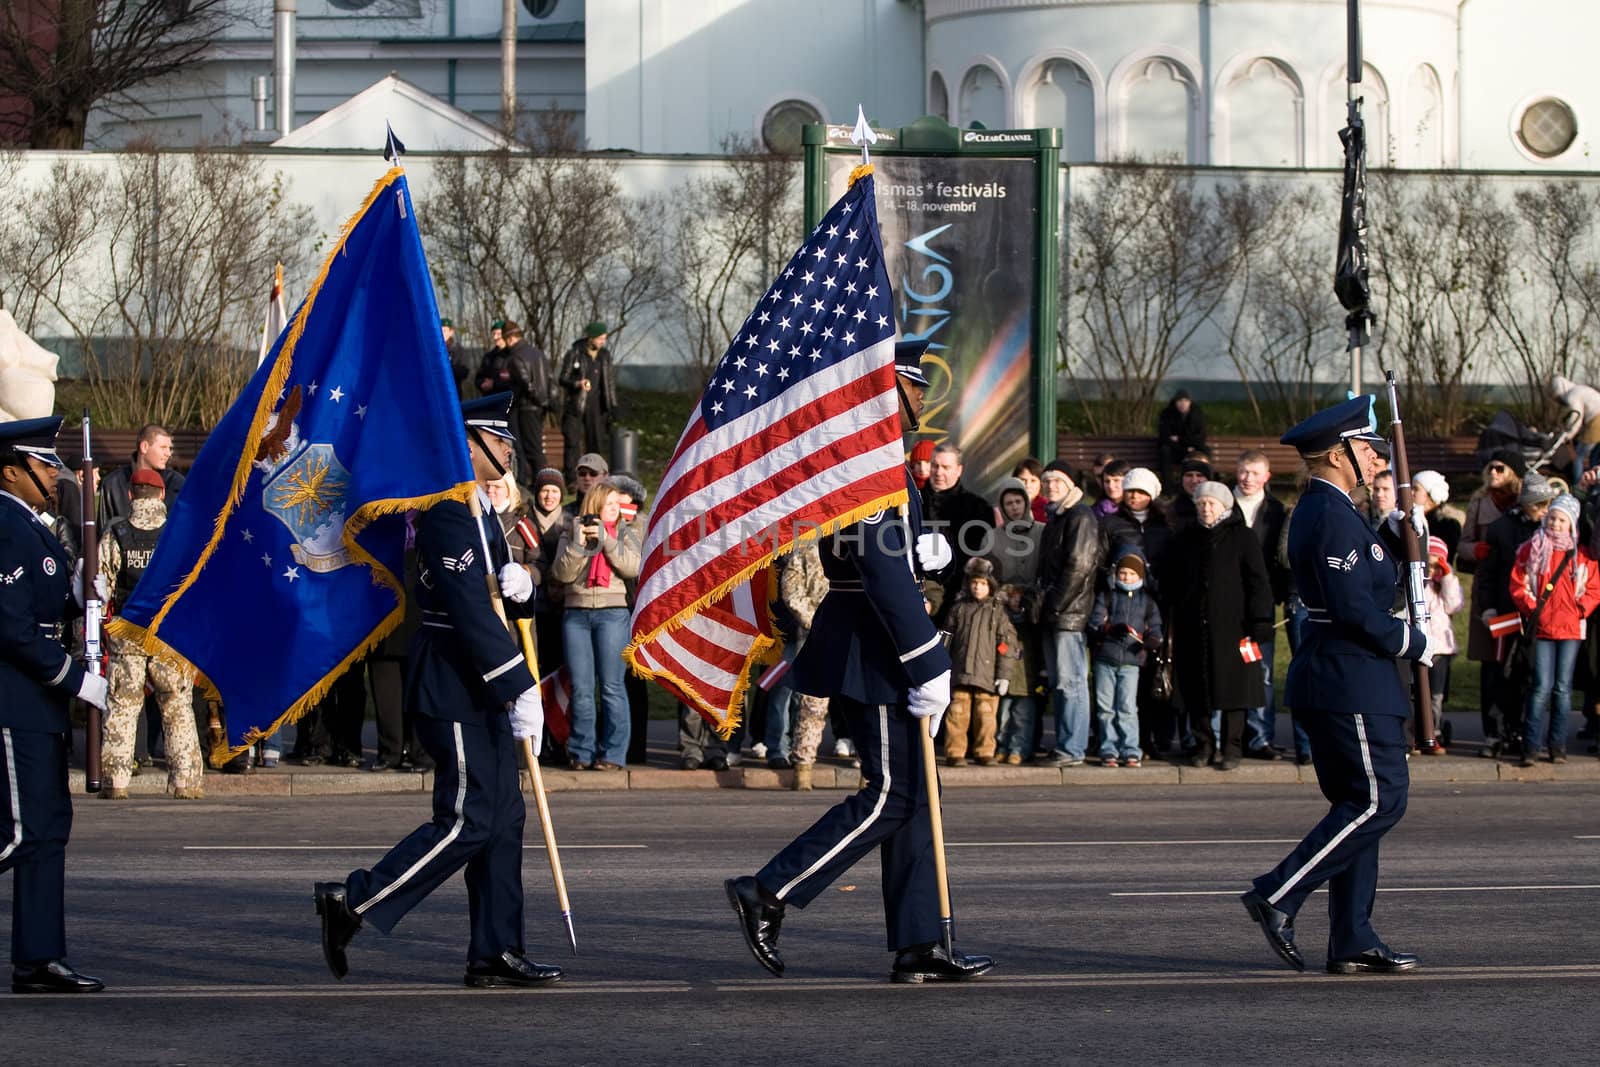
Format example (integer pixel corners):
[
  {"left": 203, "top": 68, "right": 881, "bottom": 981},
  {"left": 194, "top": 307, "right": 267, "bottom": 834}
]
[
  {"left": 0, "top": 415, "right": 108, "bottom": 994},
  {"left": 313, "top": 393, "right": 559, "bottom": 988},
  {"left": 1242, "top": 396, "right": 1434, "bottom": 975},
  {"left": 99, "top": 468, "right": 204, "bottom": 800},
  {"left": 725, "top": 340, "right": 996, "bottom": 984}
]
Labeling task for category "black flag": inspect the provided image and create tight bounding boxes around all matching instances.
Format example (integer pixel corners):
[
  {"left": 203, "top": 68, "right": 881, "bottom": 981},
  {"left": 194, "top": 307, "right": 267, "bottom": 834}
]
[{"left": 383, "top": 123, "right": 407, "bottom": 163}]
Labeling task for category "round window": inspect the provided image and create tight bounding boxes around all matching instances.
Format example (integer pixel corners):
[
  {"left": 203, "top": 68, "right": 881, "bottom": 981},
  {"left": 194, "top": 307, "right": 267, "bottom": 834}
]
[
  {"left": 761, "top": 100, "right": 823, "bottom": 155},
  {"left": 522, "top": 0, "right": 559, "bottom": 16},
  {"left": 1518, "top": 98, "right": 1578, "bottom": 159}
]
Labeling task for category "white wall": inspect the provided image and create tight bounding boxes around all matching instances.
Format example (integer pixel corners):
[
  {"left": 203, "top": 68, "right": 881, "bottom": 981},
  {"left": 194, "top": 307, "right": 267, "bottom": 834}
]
[{"left": 584, "top": 0, "right": 924, "bottom": 153}]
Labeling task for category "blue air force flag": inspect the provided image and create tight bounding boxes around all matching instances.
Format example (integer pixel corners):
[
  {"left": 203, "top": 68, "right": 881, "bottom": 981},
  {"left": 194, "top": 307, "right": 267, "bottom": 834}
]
[{"left": 109, "top": 168, "right": 475, "bottom": 759}]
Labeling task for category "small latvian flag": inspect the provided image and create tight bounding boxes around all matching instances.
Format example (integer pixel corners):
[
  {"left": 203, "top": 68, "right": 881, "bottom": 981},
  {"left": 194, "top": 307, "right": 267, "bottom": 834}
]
[
  {"left": 756, "top": 658, "right": 790, "bottom": 692},
  {"left": 540, "top": 668, "right": 573, "bottom": 744},
  {"left": 1239, "top": 638, "right": 1263, "bottom": 664}
]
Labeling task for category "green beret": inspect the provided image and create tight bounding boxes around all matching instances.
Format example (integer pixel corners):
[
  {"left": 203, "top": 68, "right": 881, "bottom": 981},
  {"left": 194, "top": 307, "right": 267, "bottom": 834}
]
[{"left": 585, "top": 321, "right": 608, "bottom": 339}]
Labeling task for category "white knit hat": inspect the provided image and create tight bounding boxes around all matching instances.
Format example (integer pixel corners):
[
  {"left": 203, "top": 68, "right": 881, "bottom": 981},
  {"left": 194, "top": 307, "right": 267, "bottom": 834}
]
[
  {"left": 1412, "top": 470, "right": 1449, "bottom": 507},
  {"left": 1122, "top": 466, "right": 1162, "bottom": 499}
]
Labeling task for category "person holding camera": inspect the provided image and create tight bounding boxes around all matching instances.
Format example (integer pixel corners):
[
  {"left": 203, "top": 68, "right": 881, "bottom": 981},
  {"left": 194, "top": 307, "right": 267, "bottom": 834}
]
[{"left": 549, "top": 480, "right": 641, "bottom": 770}]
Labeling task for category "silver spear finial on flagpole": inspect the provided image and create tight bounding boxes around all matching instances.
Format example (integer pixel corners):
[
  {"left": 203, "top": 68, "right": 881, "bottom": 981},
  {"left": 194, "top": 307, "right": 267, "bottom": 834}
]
[{"left": 850, "top": 104, "right": 877, "bottom": 165}]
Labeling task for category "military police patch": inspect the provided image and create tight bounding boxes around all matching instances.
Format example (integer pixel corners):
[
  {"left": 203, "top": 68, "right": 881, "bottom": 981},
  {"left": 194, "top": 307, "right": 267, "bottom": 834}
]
[
  {"left": 41, "top": 556, "right": 56, "bottom": 576},
  {"left": 1371, "top": 544, "right": 1384, "bottom": 561}
]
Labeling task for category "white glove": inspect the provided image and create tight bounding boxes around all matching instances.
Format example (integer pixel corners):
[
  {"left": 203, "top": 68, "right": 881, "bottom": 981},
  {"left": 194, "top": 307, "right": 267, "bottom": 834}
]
[
  {"left": 996, "top": 679, "right": 1010, "bottom": 697},
  {"left": 76, "top": 671, "right": 109, "bottom": 710},
  {"left": 497, "top": 563, "right": 534, "bottom": 604},
  {"left": 907, "top": 669, "right": 951, "bottom": 738},
  {"left": 509, "top": 687, "right": 544, "bottom": 753},
  {"left": 915, "top": 532, "right": 953, "bottom": 573},
  {"left": 1386, "top": 504, "right": 1427, "bottom": 540},
  {"left": 72, "top": 558, "right": 109, "bottom": 608},
  {"left": 1417, "top": 629, "right": 1438, "bottom": 669}
]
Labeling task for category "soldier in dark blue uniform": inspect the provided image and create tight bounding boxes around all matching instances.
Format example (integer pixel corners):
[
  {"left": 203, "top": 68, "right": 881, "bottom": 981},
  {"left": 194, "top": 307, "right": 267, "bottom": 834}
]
[
  {"left": 0, "top": 415, "right": 108, "bottom": 994},
  {"left": 314, "top": 394, "right": 559, "bottom": 988},
  {"left": 1242, "top": 395, "right": 1435, "bottom": 975},
  {"left": 726, "top": 341, "right": 995, "bottom": 984}
]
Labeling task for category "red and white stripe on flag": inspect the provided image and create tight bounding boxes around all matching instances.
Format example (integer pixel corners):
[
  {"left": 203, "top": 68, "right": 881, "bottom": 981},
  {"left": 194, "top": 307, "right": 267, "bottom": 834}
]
[
  {"left": 540, "top": 667, "right": 572, "bottom": 744},
  {"left": 756, "top": 656, "right": 791, "bottom": 693},
  {"left": 1239, "top": 638, "right": 1263, "bottom": 664},
  {"left": 625, "top": 172, "right": 907, "bottom": 736}
]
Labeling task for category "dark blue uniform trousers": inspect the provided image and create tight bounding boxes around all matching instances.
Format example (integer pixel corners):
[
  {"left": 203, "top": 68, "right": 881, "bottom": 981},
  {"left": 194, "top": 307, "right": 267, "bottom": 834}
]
[
  {"left": 1252, "top": 712, "right": 1409, "bottom": 959},
  {"left": 0, "top": 728, "right": 71, "bottom": 965},
  {"left": 756, "top": 697, "right": 941, "bottom": 952},
  {"left": 346, "top": 716, "right": 525, "bottom": 965}
]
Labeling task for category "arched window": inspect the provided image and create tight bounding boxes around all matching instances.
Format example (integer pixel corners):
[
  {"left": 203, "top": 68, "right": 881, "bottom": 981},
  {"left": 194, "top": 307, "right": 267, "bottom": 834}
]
[
  {"left": 1222, "top": 58, "right": 1302, "bottom": 166},
  {"left": 1028, "top": 59, "right": 1095, "bottom": 162},
  {"left": 1406, "top": 65, "right": 1444, "bottom": 167},
  {"left": 929, "top": 72, "right": 949, "bottom": 122},
  {"left": 1326, "top": 63, "right": 1390, "bottom": 166},
  {"left": 958, "top": 64, "right": 1006, "bottom": 130},
  {"left": 1120, "top": 57, "right": 1197, "bottom": 162}
]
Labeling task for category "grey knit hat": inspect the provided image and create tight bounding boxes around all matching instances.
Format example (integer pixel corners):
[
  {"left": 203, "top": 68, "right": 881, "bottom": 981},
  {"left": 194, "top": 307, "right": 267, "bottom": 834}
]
[
  {"left": 1519, "top": 473, "right": 1559, "bottom": 507},
  {"left": 1192, "top": 480, "right": 1234, "bottom": 507},
  {"left": 1548, "top": 492, "right": 1580, "bottom": 529}
]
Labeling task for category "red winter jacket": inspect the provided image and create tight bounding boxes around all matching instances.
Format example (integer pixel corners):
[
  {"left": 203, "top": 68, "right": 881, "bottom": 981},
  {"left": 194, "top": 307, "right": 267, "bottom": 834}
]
[{"left": 1509, "top": 542, "right": 1600, "bottom": 641}]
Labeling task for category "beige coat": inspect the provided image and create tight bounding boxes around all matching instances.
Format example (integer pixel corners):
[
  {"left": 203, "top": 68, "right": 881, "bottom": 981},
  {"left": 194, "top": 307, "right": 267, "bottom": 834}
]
[{"left": 550, "top": 517, "right": 642, "bottom": 610}]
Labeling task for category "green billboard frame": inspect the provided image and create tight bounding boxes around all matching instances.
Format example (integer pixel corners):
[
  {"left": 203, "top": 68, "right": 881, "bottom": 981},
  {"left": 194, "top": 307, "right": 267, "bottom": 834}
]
[{"left": 802, "top": 115, "right": 1061, "bottom": 461}]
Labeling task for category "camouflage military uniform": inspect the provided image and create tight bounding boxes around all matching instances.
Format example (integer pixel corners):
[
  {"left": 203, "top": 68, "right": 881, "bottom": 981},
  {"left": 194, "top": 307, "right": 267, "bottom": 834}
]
[
  {"left": 780, "top": 541, "right": 831, "bottom": 766},
  {"left": 101, "top": 498, "right": 203, "bottom": 794}
]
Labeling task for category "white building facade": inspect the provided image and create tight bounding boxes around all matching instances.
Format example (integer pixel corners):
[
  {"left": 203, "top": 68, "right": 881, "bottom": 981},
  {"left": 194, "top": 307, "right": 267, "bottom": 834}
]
[{"left": 94, "top": 1, "right": 1592, "bottom": 172}]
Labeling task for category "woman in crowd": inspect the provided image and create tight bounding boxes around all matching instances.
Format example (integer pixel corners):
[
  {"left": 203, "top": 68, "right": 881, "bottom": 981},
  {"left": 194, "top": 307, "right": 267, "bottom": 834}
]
[
  {"left": 1509, "top": 493, "right": 1600, "bottom": 766},
  {"left": 1168, "top": 481, "right": 1273, "bottom": 771},
  {"left": 612, "top": 474, "right": 652, "bottom": 765},
  {"left": 1094, "top": 460, "right": 1127, "bottom": 519},
  {"left": 1011, "top": 457, "right": 1047, "bottom": 523},
  {"left": 1459, "top": 449, "right": 1526, "bottom": 754},
  {"left": 550, "top": 479, "right": 641, "bottom": 770}
]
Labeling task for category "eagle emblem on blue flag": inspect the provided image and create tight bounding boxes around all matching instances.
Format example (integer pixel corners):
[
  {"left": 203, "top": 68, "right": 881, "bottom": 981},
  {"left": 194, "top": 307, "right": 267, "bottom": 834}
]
[{"left": 263, "top": 441, "right": 353, "bottom": 573}]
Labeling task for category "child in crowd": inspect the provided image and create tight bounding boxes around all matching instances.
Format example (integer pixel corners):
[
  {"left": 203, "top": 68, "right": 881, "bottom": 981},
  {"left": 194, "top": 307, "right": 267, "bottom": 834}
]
[
  {"left": 1510, "top": 493, "right": 1600, "bottom": 765},
  {"left": 1422, "top": 535, "right": 1464, "bottom": 738},
  {"left": 995, "top": 582, "right": 1042, "bottom": 765},
  {"left": 1087, "top": 546, "right": 1162, "bottom": 767},
  {"left": 943, "top": 559, "right": 1018, "bottom": 767}
]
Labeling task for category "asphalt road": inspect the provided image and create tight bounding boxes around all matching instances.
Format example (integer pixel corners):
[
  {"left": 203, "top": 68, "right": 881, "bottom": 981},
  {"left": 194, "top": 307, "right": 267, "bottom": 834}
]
[{"left": 3, "top": 783, "right": 1598, "bottom": 1065}]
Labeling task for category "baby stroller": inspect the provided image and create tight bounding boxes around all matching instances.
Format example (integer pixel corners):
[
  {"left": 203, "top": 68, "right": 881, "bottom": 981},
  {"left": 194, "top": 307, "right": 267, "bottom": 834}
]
[{"left": 1474, "top": 410, "right": 1575, "bottom": 477}]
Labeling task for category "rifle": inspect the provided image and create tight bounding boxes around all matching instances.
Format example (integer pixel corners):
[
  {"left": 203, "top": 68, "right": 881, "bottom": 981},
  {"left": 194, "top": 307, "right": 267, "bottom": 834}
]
[
  {"left": 80, "top": 412, "right": 105, "bottom": 793},
  {"left": 1384, "top": 373, "right": 1440, "bottom": 752}
]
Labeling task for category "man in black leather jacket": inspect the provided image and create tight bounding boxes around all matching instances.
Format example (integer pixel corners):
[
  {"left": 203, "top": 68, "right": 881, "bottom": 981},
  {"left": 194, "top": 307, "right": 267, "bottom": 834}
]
[{"left": 1035, "top": 462, "right": 1104, "bottom": 765}]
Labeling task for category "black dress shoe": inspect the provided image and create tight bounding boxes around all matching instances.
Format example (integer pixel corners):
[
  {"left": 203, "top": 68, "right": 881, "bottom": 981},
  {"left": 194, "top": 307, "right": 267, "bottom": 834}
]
[
  {"left": 1240, "top": 890, "right": 1304, "bottom": 972},
  {"left": 890, "top": 943, "right": 996, "bottom": 983},
  {"left": 725, "top": 876, "right": 785, "bottom": 977},
  {"left": 367, "top": 759, "right": 393, "bottom": 773},
  {"left": 705, "top": 755, "right": 730, "bottom": 772},
  {"left": 1246, "top": 746, "right": 1279, "bottom": 761},
  {"left": 464, "top": 951, "right": 563, "bottom": 988},
  {"left": 1327, "top": 945, "right": 1419, "bottom": 974},
  {"left": 314, "top": 881, "right": 362, "bottom": 979},
  {"left": 12, "top": 960, "right": 105, "bottom": 994}
]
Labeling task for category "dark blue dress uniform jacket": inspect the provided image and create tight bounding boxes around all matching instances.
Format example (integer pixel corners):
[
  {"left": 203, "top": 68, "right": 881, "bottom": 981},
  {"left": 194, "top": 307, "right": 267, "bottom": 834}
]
[
  {"left": 793, "top": 471, "right": 951, "bottom": 702},
  {"left": 0, "top": 490, "right": 83, "bottom": 965},
  {"left": 408, "top": 497, "right": 535, "bottom": 721},
  {"left": 1284, "top": 478, "right": 1426, "bottom": 716},
  {"left": 0, "top": 492, "right": 85, "bottom": 733}
]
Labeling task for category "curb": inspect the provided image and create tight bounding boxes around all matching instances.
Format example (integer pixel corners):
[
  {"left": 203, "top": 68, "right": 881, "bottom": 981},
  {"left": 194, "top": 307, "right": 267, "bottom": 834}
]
[{"left": 67, "top": 754, "right": 1600, "bottom": 797}]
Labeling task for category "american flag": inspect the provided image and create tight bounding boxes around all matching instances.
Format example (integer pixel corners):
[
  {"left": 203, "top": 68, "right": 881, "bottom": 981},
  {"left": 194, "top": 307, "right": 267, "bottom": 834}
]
[{"left": 625, "top": 172, "right": 907, "bottom": 733}]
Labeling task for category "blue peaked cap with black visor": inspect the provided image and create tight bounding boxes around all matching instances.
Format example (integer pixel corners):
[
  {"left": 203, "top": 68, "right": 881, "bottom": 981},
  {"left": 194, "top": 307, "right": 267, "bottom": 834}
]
[
  {"left": 0, "top": 415, "right": 65, "bottom": 469},
  {"left": 1280, "top": 394, "right": 1390, "bottom": 459}
]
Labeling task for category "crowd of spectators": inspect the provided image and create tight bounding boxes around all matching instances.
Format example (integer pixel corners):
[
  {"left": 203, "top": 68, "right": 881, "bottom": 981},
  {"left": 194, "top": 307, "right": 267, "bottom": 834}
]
[{"left": 56, "top": 370, "right": 1600, "bottom": 788}]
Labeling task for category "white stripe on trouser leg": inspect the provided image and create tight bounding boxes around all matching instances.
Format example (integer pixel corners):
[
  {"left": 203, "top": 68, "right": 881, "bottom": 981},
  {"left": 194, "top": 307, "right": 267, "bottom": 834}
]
[
  {"left": 1267, "top": 714, "right": 1379, "bottom": 907},
  {"left": 0, "top": 729, "right": 21, "bottom": 864},
  {"left": 355, "top": 722, "right": 469, "bottom": 915},
  {"left": 776, "top": 704, "right": 891, "bottom": 900}
]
